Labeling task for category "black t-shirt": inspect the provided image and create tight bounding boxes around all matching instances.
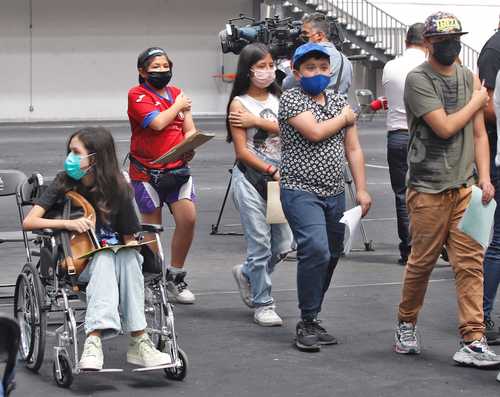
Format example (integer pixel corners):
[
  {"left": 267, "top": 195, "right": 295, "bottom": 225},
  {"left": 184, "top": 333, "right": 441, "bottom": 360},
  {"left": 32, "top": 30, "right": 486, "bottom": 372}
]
[
  {"left": 478, "top": 30, "right": 500, "bottom": 160},
  {"left": 34, "top": 172, "right": 141, "bottom": 243}
]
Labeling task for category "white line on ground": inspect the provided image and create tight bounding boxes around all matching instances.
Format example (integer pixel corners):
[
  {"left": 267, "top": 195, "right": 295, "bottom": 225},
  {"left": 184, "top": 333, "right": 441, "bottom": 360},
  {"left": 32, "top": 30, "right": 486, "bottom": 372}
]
[
  {"left": 0, "top": 278, "right": 454, "bottom": 307},
  {"left": 366, "top": 164, "right": 389, "bottom": 170},
  {"left": 194, "top": 278, "right": 453, "bottom": 297}
]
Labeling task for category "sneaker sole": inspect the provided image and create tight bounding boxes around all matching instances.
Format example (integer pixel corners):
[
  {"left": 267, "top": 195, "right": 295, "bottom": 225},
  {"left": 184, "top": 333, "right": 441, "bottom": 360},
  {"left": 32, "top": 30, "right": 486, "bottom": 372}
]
[
  {"left": 79, "top": 361, "right": 103, "bottom": 371},
  {"left": 127, "top": 354, "right": 172, "bottom": 367},
  {"left": 318, "top": 339, "right": 338, "bottom": 346},
  {"left": 393, "top": 343, "right": 420, "bottom": 355},
  {"left": 452, "top": 352, "right": 500, "bottom": 368},
  {"left": 294, "top": 339, "right": 320, "bottom": 353},
  {"left": 254, "top": 318, "right": 283, "bottom": 327},
  {"left": 232, "top": 266, "right": 254, "bottom": 309}
]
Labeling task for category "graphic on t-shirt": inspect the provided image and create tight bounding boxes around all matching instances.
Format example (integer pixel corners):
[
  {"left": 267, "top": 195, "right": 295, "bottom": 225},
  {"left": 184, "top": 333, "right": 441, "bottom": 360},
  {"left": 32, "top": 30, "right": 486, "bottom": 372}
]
[{"left": 253, "top": 108, "right": 280, "bottom": 159}]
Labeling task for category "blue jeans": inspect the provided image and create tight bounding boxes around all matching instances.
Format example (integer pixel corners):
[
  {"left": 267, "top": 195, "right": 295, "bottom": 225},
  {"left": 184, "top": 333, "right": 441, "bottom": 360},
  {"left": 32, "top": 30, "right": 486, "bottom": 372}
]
[
  {"left": 280, "top": 188, "right": 345, "bottom": 320},
  {"left": 484, "top": 168, "right": 500, "bottom": 321},
  {"left": 232, "top": 166, "right": 293, "bottom": 307},
  {"left": 78, "top": 249, "right": 147, "bottom": 338},
  {"left": 387, "top": 130, "right": 411, "bottom": 259}
]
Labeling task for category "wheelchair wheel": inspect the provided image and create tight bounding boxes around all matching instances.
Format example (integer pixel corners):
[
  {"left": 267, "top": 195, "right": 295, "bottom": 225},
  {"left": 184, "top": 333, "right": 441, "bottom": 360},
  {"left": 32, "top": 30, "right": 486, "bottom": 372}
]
[
  {"left": 144, "top": 285, "right": 162, "bottom": 346},
  {"left": 13, "top": 262, "right": 47, "bottom": 372},
  {"left": 53, "top": 354, "right": 73, "bottom": 388},
  {"left": 164, "top": 348, "right": 188, "bottom": 381}
]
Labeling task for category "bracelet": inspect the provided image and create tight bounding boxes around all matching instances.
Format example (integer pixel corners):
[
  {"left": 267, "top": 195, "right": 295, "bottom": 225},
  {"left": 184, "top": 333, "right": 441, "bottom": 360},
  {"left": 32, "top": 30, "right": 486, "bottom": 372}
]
[{"left": 265, "top": 164, "right": 273, "bottom": 174}]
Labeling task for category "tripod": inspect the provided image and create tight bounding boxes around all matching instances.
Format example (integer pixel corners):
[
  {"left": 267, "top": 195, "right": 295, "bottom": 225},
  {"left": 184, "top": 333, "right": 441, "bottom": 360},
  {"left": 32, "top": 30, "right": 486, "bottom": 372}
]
[
  {"left": 210, "top": 167, "right": 243, "bottom": 236},
  {"left": 344, "top": 166, "right": 374, "bottom": 251}
]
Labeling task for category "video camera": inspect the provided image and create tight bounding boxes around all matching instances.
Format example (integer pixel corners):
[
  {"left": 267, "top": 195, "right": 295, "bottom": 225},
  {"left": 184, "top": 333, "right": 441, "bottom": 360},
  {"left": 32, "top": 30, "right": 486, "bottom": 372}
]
[{"left": 219, "top": 14, "right": 345, "bottom": 59}]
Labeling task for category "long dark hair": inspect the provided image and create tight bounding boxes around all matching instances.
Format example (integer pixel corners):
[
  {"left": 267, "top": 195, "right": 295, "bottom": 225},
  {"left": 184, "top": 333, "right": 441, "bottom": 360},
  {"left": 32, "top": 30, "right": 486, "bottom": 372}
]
[
  {"left": 225, "top": 43, "right": 281, "bottom": 143},
  {"left": 56, "top": 127, "right": 130, "bottom": 224}
]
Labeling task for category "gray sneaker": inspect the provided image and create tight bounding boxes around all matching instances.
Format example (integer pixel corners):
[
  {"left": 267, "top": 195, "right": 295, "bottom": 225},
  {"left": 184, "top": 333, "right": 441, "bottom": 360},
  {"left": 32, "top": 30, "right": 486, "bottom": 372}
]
[
  {"left": 394, "top": 321, "right": 420, "bottom": 354},
  {"left": 232, "top": 264, "right": 254, "bottom": 308},
  {"left": 453, "top": 337, "right": 500, "bottom": 368}
]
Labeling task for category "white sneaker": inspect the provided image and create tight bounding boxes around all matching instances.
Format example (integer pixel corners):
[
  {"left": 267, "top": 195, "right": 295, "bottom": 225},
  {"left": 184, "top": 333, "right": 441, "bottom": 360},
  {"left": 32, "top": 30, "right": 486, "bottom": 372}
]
[
  {"left": 254, "top": 305, "right": 283, "bottom": 327},
  {"left": 127, "top": 333, "right": 172, "bottom": 367},
  {"left": 453, "top": 337, "right": 500, "bottom": 368},
  {"left": 497, "top": 371, "right": 500, "bottom": 382},
  {"left": 79, "top": 335, "right": 103, "bottom": 370},
  {"left": 232, "top": 264, "right": 254, "bottom": 308},
  {"left": 166, "top": 270, "right": 196, "bottom": 304}
]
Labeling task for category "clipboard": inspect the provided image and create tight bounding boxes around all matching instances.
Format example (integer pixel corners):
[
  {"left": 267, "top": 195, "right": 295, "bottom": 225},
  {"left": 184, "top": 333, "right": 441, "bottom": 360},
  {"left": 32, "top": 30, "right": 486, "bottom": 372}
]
[
  {"left": 76, "top": 240, "right": 155, "bottom": 260},
  {"left": 151, "top": 131, "right": 215, "bottom": 164}
]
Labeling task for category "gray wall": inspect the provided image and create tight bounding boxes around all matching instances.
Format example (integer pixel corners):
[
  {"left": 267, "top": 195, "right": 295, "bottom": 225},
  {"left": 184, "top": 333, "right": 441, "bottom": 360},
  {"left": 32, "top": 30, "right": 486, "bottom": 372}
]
[{"left": 0, "top": 0, "right": 253, "bottom": 122}]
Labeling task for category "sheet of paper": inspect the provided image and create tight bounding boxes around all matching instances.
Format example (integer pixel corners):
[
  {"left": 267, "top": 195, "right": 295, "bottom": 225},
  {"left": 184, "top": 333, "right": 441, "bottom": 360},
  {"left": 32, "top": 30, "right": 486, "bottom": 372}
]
[
  {"left": 458, "top": 185, "right": 497, "bottom": 248},
  {"left": 151, "top": 131, "right": 215, "bottom": 164},
  {"left": 266, "top": 181, "right": 288, "bottom": 224},
  {"left": 339, "top": 206, "right": 362, "bottom": 255}
]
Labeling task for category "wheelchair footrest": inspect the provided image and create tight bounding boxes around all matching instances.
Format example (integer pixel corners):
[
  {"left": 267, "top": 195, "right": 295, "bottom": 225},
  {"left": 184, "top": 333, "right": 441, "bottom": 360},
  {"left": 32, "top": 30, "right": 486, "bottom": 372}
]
[
  {"left": 132, "top": 363, "right": 178, "bottom": 372},
  {"left": 80, "top": 368, "right": 124, "bottom": 373}
]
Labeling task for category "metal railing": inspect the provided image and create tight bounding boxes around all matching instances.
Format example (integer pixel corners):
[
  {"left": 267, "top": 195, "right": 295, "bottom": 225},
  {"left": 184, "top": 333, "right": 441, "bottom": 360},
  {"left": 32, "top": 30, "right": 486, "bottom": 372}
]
[{"left": 281, "top": 0, "right": 480, "bottom": 70}]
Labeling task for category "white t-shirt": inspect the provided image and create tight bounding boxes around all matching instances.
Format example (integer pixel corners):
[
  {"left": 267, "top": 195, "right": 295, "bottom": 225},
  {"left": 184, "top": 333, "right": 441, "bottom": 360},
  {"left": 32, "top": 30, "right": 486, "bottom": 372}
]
[
  {"left": 382, "top": 47, "right": 426, "bottom": 131},
  {"left": 494, "top": 71, "right": 500, "bottom": 166},
  {"left": 233, "top": 94, "right": 281, "bottom": 162}
]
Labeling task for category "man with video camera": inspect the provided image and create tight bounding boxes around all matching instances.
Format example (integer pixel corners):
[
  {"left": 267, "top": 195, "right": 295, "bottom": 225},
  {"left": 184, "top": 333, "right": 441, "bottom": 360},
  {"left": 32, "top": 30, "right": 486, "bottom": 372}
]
[{"left": 282, "top": 13, "right": 353, "bottom": 95}]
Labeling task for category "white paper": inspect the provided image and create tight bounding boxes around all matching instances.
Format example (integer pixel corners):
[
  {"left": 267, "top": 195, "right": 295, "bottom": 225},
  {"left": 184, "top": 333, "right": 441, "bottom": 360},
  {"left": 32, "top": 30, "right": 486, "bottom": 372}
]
[
  {"left": 458, "top": 185, "right": 497, "bottom": 248},
  {"left": 266, "top": 181, "right": 287, "bottom": 224},
  {"left": 339, "top": 206, "right": 362, "bottom": 255}
]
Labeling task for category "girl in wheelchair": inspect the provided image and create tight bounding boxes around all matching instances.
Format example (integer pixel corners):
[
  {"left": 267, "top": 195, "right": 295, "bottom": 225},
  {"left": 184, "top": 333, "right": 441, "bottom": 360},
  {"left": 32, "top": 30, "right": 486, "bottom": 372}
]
[{"left": 22, "top": 126, "right": 171, "bottom": 371}]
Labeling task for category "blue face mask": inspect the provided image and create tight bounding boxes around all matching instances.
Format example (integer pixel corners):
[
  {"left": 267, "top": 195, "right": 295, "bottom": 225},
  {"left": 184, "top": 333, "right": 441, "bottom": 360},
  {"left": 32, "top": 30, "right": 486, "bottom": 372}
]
[
  {"left": 64, "top": 152, "right": 93, "bottom": 180},
  {"left": 299, "top": 74, "right": 330, "bottom": 96}
]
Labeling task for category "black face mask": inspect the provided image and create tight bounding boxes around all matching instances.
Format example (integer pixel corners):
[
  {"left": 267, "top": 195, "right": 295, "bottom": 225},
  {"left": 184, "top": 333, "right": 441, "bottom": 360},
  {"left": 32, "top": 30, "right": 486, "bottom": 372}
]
[
  {"left": 432, "top": 39, "right": 462, "bottom": 66},
  {"left": 147, "top": 70, "right": 172, "bottom": 89}
]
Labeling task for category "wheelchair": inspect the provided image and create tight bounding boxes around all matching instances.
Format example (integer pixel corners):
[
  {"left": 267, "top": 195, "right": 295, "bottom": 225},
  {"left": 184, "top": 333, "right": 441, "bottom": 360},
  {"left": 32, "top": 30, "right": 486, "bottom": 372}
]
[{"left": 11, "top": 172, "right": 187, "bottom": 388}]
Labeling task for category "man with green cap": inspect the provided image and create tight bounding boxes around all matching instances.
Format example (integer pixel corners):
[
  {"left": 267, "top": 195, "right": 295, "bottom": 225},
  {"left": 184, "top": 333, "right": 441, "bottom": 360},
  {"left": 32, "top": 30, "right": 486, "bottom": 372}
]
[{"left": 393, "top": 11, "right": 500, "bottom": 368}]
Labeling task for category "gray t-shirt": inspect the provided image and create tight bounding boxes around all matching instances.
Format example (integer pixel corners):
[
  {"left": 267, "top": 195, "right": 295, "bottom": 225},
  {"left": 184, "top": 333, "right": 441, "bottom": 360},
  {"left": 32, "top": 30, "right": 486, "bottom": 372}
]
[{"left": 404, "top": 62, "right": 475, "bottom": 193}]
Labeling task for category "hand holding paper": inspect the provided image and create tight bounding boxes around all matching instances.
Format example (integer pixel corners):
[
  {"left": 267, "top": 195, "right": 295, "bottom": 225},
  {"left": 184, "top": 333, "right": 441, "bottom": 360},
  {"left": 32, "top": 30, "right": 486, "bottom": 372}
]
[
  {"left": 458, "top": 185, "right": 497, "bottom": 248},
  {"left": 339, "top": 206, "right": 362, "bottom": 255}
]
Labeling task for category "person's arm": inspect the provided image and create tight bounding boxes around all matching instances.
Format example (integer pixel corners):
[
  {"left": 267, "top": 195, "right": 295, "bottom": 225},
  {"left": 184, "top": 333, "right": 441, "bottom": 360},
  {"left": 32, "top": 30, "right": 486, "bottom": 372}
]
[
  {"left": 473, "top": 103, "right": 495, "bottom": 204},
  {"left": 344, "top": 124, "right": 372, "bottom": 216},
  {"left": 229, "top": 101, "right": 280, "bottom": 180},
  {"left": 422, "top": 74, "right": 489, "bottom": 139},
  {"left": 485, "top": 87, "right": 496, "bottom": 125},
  {"left": 23, "top": 205, "right": 92, "bottom": 233},
  {"left": 149, "top": 92, "right": 192, "bottom": 131},
  {"left": 228, "top": 102, "right": 280, "bottom": 135},
  {"left": 288, "top": 105, "right": 356, "bottom": 143},
  {"left": 180, "top": 110, "right": 197, "bottom": 162}
]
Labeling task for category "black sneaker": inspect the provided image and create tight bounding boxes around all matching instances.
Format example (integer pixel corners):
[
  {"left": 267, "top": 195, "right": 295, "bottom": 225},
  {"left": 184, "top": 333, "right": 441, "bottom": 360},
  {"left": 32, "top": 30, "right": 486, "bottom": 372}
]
[
  {"left": 486, "top": 319, "right": 500, "bottom": 345},
  {"left": 310, "top": 319, "right": 338, "bottom": 345},
  {"left": 295, "top": 320, "right": 320, "bottom": 352}
]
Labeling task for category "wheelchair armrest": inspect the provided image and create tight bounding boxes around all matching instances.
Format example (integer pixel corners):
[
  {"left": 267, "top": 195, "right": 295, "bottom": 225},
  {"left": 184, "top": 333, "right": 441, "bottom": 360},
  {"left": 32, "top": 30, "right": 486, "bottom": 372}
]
[
  {"left": 141, "top": 223, "right": 164, "bottom": 233},
  {"left": 32, "top": 228, "right": 56, "bottom": 237}
]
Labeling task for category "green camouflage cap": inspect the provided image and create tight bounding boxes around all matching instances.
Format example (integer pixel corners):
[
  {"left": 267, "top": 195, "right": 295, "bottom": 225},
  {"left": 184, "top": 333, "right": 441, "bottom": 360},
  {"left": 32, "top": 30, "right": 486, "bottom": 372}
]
[{"left": 423, "top": 11, "right": 468, "bottom": 37}]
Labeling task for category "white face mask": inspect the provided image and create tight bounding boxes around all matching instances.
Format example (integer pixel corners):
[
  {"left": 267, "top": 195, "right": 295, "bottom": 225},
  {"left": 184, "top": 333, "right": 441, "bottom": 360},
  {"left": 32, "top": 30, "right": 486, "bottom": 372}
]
[{"left": 250, "top": 68, "right": 276, "bottom": 89}]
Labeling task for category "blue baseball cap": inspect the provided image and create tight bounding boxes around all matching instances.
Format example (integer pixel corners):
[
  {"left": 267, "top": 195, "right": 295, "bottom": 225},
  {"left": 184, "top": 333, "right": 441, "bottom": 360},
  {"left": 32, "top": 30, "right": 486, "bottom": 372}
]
[{"left": 292, "top": 42, "right": 330, "bottom": 69}]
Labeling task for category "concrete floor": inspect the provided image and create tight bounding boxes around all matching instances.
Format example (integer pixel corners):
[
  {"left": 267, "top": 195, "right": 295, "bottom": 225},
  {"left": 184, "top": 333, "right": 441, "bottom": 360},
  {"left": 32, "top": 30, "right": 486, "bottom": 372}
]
[{"left": 0, "top": 119, "right": 499, "bottom": 396}]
